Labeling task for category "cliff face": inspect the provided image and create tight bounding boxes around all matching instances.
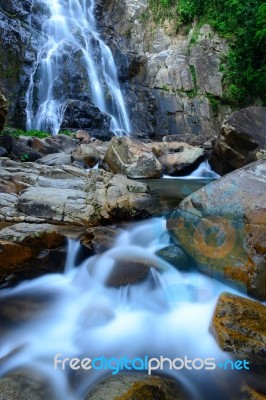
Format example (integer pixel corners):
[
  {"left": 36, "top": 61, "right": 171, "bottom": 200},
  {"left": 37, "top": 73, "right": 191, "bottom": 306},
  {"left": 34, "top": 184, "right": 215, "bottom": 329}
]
[
  {"left": 0, "top": 0, "right": 48, "bottom": 127},
  {"left": 98, "top": 0, "right": 231, "bottom": 141},
  {"left": 0, "top": 0, "right": 230, "bottom": 140}
]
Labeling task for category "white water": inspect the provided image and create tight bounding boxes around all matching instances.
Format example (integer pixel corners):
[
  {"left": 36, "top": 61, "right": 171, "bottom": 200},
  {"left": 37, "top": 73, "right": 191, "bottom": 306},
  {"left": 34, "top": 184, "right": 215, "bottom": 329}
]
[
  {"left": 163, "top": 161, "right": 221, "bottom": 180},
  {"left": 25, "top": 0, "right": 131, "bottom": 135},
  {"left": 0, "top": 218, "right": 244, "bottom": 399}
]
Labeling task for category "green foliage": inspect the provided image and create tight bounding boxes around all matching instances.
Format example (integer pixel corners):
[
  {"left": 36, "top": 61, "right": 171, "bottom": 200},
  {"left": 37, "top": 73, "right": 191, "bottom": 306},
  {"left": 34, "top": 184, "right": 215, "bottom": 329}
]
[
  {"left": 207, "top": 94, "right": 220, "bottom": 116},
  {"left": 1, "top": 127, "right": 50, "bottom": 138},
  {"left": 176, "top": 0, "right": 266, "bottom": 106},
  {"left": 20, "top": 154, "right": 29, "bottom": 162}
]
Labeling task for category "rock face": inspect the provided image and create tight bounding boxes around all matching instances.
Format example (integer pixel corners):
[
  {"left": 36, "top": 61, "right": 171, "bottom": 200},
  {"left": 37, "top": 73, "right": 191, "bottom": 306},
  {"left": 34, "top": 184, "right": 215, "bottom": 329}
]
[
  {"left": 210, "top": 107, "right": 266, "bottom": 175},
  {"left": 0, "top": 158, "right": 161, "bottom": 226},
  {"left": 85, "top": 374, "right": 185, "bottom": 400},
  {"left": 0, "top": 223, "right": 67, "bottom": 287},
  {"left": 167, "top": 160, "right": 266, "bottom": 299},
  {"left": 211, "top": 292, "right": 266, "bottom": 363},
  {"left": 103, "top": 137, "right": 163, "bottom": 178},
  {"left": 0, "top": 90, "right": 7, "bottom": 131},
  {"left": 99, "top": 0, "right": 230, "bottom": 138}
]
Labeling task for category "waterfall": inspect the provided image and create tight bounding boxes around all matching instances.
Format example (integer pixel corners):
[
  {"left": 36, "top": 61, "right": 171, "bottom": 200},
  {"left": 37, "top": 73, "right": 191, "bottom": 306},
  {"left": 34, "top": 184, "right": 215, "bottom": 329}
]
[
  {"left": 0, "top": 218, "right": 248, "bottom": 399},
  {"left": 25, "top": 0, "right": 131, "bottom": 136}
]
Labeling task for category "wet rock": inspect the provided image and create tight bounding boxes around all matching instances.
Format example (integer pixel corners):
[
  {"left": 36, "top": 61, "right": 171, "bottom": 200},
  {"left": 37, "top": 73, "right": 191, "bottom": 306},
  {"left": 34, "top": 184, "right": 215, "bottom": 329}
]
[
  {"left": 0, "top": 90, "right": 8, "bottom": 131},
  {"left": 103, "top": 136, "right": 163, "bottom": 178},
  {"left": 61, "top": 100, "right": 111, "bottom": 132},
  {"left": 210, "top": 106, "right": 266, "bottom": 175},
  {"left": 158, "top": 145, "right": 204, "bottom": 175},
  {"left": 81, "top": 226, "right": 121, "bottom": 254},
  {"left": 156, "top": 245, "right": 190, "bottom": 270},
  {"left": 0, "top": 371, "right": 55, "bottom": 400},
  {"left": 211, "top": 292, "right": 266, "bottom": 364},
  {"left": 85, "top": 374, "right": 185, "bottom": 400},
  {"left": 0, "top": 223, "right": 67, "bottom": 287},
  {"left": 105, "top": 259, "right": 151, "bottom": 287},
  {"left": 241, "top": 385, "right": 266, "bottom": 400},
  {"left": 167, "top": 160, "right": 266, "bottom": 299},
  {"left": 0, "top": 160, "right": 162, "bottom": 225}
]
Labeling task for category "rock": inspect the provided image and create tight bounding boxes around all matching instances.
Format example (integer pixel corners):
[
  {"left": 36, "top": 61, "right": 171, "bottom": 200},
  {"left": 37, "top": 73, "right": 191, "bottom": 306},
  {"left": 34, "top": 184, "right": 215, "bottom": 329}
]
[
  {"left": 31, "top": 137, "right": 60, "bottom": 156},
  {"left": 0, "top": 90, "right": 8, "bottom": 131},
  {"left": 167, "top": 160, "right": 266, "bottom": 299},
  {"left": 211, "top": 292, "right": 266, "bottom": 364},
  {"left": 85, "top": 374, "right": 185, "bottom": 400},
  {"left": 61, "top": 100, "right": 111, "bottom": 132},
  {"left": 36, "top": 153, "right": 72, "bottom": 166},
  {"left": 0, "top": 159, "right": 161, "bottom": 226},
  {"left": 71, "top": 144, "right": 101, "bottom": 167},
  {"left": 0, "top": 147, "right": 7, "bottom": 156},
  {"left": 0, "top": 372, "right": 55, "bottom": 400},
  {"left": 81, "top": 226, "right": 121, "bottom": 254},
  {"left": 210, "top": 107, "right": 266, "bottom": 175},
  {"left": 241, "top": 385, "right": 266, "bottom": 400},
  {"left": 156, "top": 245, "right": 190, "bottom": 269},
  {"left": 43, "top": 134, "right": 78, "bottom": 154},
  {"left": 158, "top": 145, "right": 204, "bottom": 175},
  {"left": 76, "top": 130, "right": 91, "bottom": 141},
  {"left": 105, "top": 259, "right": 151, "bottom": 287},
  {"left": 103, "top": 137, "right": 163, "bottom": 178},
  {"left": 11, "top": 140, "right": 41, "bottom": 162},
  {"left": 0, "top": 223, "right": 67, "bottom": 287}
]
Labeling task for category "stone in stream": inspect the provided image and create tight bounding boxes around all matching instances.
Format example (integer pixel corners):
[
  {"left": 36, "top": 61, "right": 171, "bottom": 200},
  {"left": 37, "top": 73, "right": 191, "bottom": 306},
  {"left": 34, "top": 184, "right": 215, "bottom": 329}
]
[
  {"left": 81, "top": 226, "right": 121, "bottom": 254},
  {"left": 211, "top": 292, "right": 266, "bottom": 364},
  {"left": 167, "top": 160, "right": 266, "bottom": 300},
  {"left": 241, "top": 385, "right": 266, "bottom": 400},
  {"left": 103, "top": 136, "right": 163, "bottom": 178},
  {"left": 156, "top": 245, "right": 190, "bottom": 270},
  {"left": 0, "top": 223, "right": 67, "bottom": 287},
  {"left": 85, "top": 374, "right": 185, "bottom": 400},
  {"left": 0, "top": 372, "right": 55, "bottom": 400}
]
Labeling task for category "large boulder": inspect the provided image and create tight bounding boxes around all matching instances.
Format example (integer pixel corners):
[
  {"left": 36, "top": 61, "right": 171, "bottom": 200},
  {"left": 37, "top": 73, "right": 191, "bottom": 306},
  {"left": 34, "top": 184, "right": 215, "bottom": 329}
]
[
  {"left": 103, "top": 137, "right": 163, "bottom": 178},
  {"left": 211, "top": 292, "right": 266, "bottom": 364},
  {"left": 0, "top": 159, "right": 162, "bottom": 226},
  {"left": 0, "top": 223, "right": 67, "bottom": 287},
  {"left": 210, "top": 106, "right": 266, "bottom": 175},
  {"left": 167, "top": 160, "right": 266, "bottom": 299},
  {"left": 0, "top": 90, "right": 7, "bottom": 131},
  {"left": 85, "top": 374, "right": 185, "bottom": 400},
  {"left": 146, "top": 141, "right": 205, "bottom": 175}
]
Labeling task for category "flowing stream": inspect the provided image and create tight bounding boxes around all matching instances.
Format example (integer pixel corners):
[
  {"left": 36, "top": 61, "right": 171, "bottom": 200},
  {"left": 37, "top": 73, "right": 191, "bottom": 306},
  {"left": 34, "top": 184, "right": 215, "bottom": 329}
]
[
  {"left": 25, "top": 0, "right": 131, "bottom": 135},
  {"left": 0, "top": 216, "right": 251, "bottom": 400}
]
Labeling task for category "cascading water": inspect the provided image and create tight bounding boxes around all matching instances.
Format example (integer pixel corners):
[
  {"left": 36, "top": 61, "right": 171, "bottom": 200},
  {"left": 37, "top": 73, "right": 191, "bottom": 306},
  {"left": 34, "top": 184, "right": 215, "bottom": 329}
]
[
  {"left": 25, "top": 0, "right": 131, "bottom": 135},
  {"left": 163, "top": 161, "right": 221, "bottom": 180},
  {"left": 0, "top": 218, "right": 254, "bottom": 400}
]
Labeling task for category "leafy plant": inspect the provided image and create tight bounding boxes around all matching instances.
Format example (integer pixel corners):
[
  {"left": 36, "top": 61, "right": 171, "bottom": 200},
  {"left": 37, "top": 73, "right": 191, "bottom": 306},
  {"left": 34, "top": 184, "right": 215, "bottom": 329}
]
[
  {"left": 176, "top": 0, "right": 266, "bottom": 106},
  {"left": 20, "top": 153, "right": 29, "bottom": 162},
  {"left": 1, "top": 127, "right": 49, "bottom": 138}
]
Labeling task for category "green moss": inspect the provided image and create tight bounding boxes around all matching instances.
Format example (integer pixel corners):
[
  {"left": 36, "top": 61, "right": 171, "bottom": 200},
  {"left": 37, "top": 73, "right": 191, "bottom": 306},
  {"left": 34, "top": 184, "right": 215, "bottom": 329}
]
[{"left": 206, "top": 94, "right": 220, "bottom": 117}]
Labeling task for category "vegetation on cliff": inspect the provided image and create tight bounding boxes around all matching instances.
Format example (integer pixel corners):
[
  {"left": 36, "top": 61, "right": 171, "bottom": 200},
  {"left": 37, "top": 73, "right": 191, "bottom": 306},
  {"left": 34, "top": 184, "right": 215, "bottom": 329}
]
[{"left": 149, "top": 0, "right": 266, "bottom": 106}]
